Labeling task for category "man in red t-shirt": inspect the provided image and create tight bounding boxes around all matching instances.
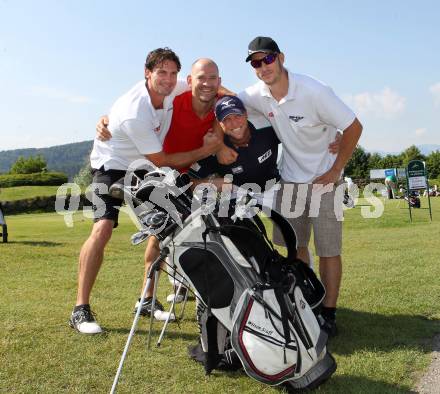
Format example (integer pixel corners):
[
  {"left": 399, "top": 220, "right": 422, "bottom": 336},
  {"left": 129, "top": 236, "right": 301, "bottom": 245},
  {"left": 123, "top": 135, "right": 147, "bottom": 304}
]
[{"left": 162, "top": 61, "right": 218, "bottom": 172}]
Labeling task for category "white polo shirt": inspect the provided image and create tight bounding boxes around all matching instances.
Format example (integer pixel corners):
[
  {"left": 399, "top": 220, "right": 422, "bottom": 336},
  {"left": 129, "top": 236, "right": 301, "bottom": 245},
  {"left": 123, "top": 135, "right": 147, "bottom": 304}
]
[
  {"left": 239, "top": 70, "right": 355, "bottom": 183},
  {"left": 90, "top": 79, "right": 188, "bottom": 171}
]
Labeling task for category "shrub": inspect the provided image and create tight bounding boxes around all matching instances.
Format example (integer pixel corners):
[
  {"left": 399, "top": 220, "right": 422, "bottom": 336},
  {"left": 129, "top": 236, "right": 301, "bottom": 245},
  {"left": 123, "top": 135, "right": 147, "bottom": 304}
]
[
  {"left": 10, "top": 155, "right": 47, "bottom": 174},
  {"left": 0, "top": 172, "right": 68, "bottom": 188}
]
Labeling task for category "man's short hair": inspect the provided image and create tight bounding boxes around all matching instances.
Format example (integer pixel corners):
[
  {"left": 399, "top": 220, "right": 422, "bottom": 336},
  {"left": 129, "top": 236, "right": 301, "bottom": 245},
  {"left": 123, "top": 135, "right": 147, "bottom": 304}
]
[{"left": 145, "top": 48, "right": 181, "bottom": 72}]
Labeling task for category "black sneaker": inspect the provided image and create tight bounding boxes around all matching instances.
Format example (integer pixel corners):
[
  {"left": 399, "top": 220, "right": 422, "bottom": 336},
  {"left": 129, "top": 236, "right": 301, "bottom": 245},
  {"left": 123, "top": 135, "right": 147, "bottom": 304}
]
[
  {"left": 133, "top": 297, "right": 164, "bottom": 316},
  {"left": 69, "top": 305, "right": 103, "bottom": 334},
  {"left": 320, "top": 316, "right": 338, "bottom": 338}
]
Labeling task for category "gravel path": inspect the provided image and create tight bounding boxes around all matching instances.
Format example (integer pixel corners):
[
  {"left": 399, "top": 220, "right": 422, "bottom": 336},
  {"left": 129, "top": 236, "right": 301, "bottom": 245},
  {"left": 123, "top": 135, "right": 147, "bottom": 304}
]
[{"left": 416, "top": 334, "right": 440, "bottom": 394}]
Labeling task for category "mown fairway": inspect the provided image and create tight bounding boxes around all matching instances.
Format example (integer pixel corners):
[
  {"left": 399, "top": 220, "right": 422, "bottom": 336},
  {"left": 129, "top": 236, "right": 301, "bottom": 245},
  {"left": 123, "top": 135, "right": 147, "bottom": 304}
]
[
  {"left": 0, "top": 185, "right": 59, "bottom": 201},
  {"left": 1, "top": 197, "right": 439, "bottom": 393}
]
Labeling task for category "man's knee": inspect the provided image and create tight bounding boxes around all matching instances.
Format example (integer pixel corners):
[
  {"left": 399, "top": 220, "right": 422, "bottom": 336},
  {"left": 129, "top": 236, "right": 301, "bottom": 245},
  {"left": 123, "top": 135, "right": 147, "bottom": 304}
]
[
  {"left": 319, "top": 255, "right": 342, "bottom": 265},
  {"left": 89, "top": 219, "right": 114, "bottom": 247}
]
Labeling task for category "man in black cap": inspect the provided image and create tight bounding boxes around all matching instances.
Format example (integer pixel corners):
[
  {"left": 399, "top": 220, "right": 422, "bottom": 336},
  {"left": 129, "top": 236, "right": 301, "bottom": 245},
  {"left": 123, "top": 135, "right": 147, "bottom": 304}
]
[{"left": 239, "top": 36, "right": 363, "bottom": 336}]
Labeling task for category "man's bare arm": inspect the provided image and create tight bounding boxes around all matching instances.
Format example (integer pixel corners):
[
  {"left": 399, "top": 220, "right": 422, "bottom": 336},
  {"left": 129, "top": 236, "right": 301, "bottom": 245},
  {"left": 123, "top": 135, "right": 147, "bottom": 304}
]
[
  {"left": 146, "top": 131, "right": 222, "bottom": 169},
  {"left": 217, "top": 85, "right": 236, "bottom": 97}
]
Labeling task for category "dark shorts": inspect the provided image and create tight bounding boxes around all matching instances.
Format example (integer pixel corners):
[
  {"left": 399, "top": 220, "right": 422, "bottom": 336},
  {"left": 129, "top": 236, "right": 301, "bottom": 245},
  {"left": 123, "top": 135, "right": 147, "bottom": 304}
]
[{"left": 90, "top": 167, "right": 126, "bottom": 228}]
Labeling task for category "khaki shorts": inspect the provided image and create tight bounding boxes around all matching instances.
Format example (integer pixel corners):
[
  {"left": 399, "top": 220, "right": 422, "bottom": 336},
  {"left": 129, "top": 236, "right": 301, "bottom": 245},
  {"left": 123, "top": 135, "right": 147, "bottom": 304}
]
[{"left": 273, "top": 180, "right": 344, "bottom": 257}]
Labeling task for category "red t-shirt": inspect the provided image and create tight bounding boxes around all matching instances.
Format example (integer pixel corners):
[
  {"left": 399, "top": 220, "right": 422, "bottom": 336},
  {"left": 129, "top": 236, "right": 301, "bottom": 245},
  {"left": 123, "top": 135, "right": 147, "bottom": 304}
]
[{"left": 163, "top": 91, "right": 215, "bottom": 172}]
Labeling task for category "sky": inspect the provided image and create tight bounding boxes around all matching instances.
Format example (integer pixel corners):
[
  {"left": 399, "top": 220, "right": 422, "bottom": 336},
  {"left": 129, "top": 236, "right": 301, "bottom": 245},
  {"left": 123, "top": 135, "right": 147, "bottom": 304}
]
[{"left": 0, "top": 0, "right": 439, "bottom": 152}]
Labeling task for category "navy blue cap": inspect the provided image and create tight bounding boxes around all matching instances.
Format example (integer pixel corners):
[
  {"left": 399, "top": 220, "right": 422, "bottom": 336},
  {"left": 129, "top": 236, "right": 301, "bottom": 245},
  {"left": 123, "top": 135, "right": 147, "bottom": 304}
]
[{"left": 215, "top": 96, "right": 246, "bottom": 122}]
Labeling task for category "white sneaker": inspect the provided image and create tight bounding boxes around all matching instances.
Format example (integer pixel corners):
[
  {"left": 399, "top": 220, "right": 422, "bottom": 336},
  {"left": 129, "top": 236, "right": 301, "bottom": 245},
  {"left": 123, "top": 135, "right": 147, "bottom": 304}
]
[
  {"left": 69, "top": 305, "right": 103, "bottom": 334},
  {"left": 166, "top": 293, "right": 185, "bottom": 304},
  {"left": 153, "top": 310, "right": 176, "bottom": 321}
]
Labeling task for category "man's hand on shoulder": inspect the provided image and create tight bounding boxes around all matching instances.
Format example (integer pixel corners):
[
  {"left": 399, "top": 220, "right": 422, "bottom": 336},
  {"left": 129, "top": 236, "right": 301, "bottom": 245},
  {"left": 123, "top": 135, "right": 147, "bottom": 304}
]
[
  {"left": 216, "top": 145, "right": 238, "bottom": 165},
  {"left": 96, "top": 115, "right": 112, "bottom": 141},
  {"left": 202, "top": 131, "right": 222, "bottom": 154},
  {"left": 328, "top": 131, "right": 342, "bottom": 154}
]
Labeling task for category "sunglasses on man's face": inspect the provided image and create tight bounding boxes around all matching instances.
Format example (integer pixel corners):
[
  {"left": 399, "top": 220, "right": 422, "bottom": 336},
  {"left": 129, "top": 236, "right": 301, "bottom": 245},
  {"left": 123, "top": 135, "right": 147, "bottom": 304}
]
[{"left": 250, "top": 53, "right": 278, "bottom": 69}]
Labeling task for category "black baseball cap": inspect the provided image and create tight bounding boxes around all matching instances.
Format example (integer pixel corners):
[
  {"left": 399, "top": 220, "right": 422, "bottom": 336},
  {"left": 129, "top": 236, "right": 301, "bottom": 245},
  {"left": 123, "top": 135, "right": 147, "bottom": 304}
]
[
  {"left": 215, "top": 96, "right": 246, "bottom": 122},
  {"left": 245, "top": 36, "right": 281, "bottom": 62}
]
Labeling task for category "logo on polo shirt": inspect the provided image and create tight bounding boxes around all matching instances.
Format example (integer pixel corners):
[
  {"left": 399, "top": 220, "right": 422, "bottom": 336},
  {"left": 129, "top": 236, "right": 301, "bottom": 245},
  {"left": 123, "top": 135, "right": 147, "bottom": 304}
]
[
  {"left": 268, "top": 112, "right": 274, "bottom": 118},
  {"left": 258, "top": 149, "right": 272, "bottom": 163},
  {"left": 154, "top": 126, "right": 161, "bottom": 133},
  {"left": 289, "top": 115, "right": 304, "bottom": 122},
  {"left": 231, "top": 165, "right": 244, "bottom": 174}
]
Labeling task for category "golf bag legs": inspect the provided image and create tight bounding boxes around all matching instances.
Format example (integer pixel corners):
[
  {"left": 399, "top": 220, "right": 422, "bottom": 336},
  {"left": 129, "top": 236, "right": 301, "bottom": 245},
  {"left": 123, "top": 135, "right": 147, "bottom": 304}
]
[
  {"left": 0, "top": 206, "right": 7, "bottom": 243},
  {"left": 156, "top": 279, "right": 189, "bottom": 347},
  {"left": 110, "top": 247, "right": 169, "bottom": 394},
  {"left": 1, "top": 224, "right": 7, "bottom": 243}
]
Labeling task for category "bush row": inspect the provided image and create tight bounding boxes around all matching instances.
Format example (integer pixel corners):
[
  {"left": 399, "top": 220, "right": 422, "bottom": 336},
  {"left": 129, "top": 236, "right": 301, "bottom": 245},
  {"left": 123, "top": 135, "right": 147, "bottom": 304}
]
[
  {"left": 0, "top": 172, "right": 68, "bottom": 188},
  {"left": 0, "top": 194, "right": 90, "bottom": 215}
]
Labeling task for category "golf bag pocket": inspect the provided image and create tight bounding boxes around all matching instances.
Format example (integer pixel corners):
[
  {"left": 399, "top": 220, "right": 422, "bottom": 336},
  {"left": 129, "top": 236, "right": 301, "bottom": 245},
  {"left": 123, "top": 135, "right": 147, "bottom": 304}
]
[
  {"left": 231, "top": 289, "right": 301, "bottom": 385},
  {"left": 288, "top": 261, "right": 325, "bottom": 310}
]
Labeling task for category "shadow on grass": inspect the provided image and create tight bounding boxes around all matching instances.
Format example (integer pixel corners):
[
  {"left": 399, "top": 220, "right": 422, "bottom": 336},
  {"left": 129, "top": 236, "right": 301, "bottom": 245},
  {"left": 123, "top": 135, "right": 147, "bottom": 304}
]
[
  {"left": 212, "top": 367, "right": 416, "bottom": 393},
  {"left": 330, "top": 308, "right": 439, "bottom": 356},
  {"left": 103, "top": 326, "right": 199, "bottom": 342},
  {"left": 315, "top": 374, "right": 417, "bottom": 394},
  {"left": 6, "top": 240, "right": 63, "bottom": 247}
]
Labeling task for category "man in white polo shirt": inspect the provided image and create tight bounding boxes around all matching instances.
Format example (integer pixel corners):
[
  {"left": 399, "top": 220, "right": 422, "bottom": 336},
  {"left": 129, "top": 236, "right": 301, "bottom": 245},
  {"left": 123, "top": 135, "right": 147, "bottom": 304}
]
[
  {"left": 69, "top": 48, "right": 221, "bottom": 334},
  {"left": 239, "top": 36, "right": 363, "bottom": 337}
]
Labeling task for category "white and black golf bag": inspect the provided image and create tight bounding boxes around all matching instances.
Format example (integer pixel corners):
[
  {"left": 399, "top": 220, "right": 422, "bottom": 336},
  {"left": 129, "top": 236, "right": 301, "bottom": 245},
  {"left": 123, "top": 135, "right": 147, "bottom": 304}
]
[{"left": 118, "top": 168, "right": 336, "bottom": 391}]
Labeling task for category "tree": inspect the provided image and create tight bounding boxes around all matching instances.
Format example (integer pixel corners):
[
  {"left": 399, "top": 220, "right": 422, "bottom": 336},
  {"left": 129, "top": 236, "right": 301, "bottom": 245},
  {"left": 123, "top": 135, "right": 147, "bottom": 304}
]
[
  {"left": 401, "top": 145, "right": 425, "bottom": 168},
  {"left": 381, "top": 154, "right": 402, "bottom": 169},
  {"left": 73, "top": 162, "right": 92, "bottom": 190},
  {"left": 345, "top": 145, "right": 370, "bottom": 178},
  {"left": 426, "top": 150, "right": 440, "bottom": 179},
  {"left": 368, "top": 153, "right": 383, "bottom": 171},
  {"left": 9, "top": 155, "right": 47, "bottom": 174}
]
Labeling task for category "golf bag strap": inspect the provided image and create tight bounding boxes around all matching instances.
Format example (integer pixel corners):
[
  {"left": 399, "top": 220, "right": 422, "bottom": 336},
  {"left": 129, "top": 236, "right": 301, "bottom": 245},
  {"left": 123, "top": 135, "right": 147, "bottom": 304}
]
[
  {"left": 251, "top": 213, "right": 274, "bottom": 249},
  {"left": 254, "top": 204, "right": 297, "bottom": 260},
  {"left": 273, "top": 286, "right": 292, "bottom": 363}
]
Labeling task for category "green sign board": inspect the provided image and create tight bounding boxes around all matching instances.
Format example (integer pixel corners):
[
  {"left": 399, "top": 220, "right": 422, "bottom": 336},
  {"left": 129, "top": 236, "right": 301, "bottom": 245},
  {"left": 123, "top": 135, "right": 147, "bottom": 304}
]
[
  {"left": 407, "top": 160, "right": 426, "bottom": 190},
  {"left": 405, "top": 160, "right": 432, "bottom": 222}
]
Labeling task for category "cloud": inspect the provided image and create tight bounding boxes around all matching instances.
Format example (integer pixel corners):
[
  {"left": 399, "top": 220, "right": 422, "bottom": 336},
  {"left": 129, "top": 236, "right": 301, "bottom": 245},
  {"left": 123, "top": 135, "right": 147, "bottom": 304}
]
[
  {"left": 343, "top": 87, "right": 406, "bottom": 118},
  {"left": 429, "top": 82, "right": 440, "bottom": 107},
  {"left": 415, "top": 128, "right": 426, "bottom": 137},
  {"left": 29, "top": 85, "right": 93, "bottom": 104}
]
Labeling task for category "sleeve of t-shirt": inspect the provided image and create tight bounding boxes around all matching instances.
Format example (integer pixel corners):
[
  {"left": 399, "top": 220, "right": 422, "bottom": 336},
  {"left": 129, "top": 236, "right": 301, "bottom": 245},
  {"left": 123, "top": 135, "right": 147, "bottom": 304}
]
[
  {"left": 121, "top": 119, "right": 163, "bottom": 155},
  {"left": 187, "top": 155, "right": 219, "bottom": 179},
  {"left": 314, "top": 85, "right": 356, "bottom": 131}
]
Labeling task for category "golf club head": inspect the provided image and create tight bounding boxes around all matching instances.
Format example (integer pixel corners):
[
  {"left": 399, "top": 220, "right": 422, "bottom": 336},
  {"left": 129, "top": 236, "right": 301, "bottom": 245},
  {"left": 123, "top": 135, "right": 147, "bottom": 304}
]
[{"left": 131, "top": 230, "right": 150, "bottom": 245}]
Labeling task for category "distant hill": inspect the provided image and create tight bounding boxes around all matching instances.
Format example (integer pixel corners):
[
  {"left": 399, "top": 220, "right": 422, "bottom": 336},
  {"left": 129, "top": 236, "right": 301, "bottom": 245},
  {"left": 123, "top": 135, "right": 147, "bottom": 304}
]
[{"left": 0, "top": 140, "right": 93, "bottom": 180}]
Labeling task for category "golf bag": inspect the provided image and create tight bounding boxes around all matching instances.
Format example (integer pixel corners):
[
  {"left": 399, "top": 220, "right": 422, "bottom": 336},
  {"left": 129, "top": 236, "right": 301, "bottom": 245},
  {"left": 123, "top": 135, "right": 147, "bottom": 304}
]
[
  {"left": 404, "top": 191, "right": 421, "bottom": 208},
  {"left": 117, "top": 168, "right": 336, "bottom": 390}
]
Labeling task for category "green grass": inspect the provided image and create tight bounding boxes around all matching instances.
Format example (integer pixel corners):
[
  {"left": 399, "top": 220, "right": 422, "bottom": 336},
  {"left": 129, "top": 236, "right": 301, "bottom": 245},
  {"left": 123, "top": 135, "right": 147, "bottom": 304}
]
[
  {"left": 1, "top": 197, "right": 439, "bottom": 393},
  {"left": 0, "top": 185, "right": 60, "bottom": 201}
]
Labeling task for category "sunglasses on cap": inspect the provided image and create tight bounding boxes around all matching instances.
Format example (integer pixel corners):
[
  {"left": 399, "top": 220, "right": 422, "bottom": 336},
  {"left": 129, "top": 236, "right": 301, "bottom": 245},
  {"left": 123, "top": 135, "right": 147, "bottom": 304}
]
[{"left": 250, "top": 53, "right": 278, "bottom": 69}]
